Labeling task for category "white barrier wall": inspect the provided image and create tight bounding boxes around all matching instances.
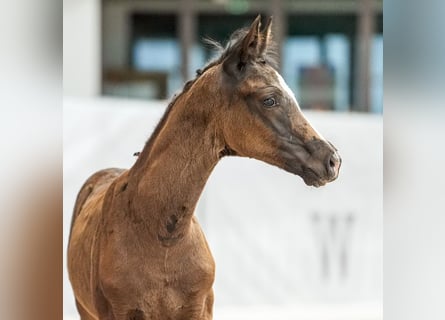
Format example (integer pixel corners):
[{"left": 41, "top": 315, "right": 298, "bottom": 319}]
[
  {"left": 63, "top": 0, "right": 101, "bottom": 96},
  {"left": 63, "top": 97, "right": 382, "bottom": 320}
]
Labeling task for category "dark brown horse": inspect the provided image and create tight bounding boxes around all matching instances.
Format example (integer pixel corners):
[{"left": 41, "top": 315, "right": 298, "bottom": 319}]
[{"left": 68, "top": 16, "right": 341, "bottom": 320}]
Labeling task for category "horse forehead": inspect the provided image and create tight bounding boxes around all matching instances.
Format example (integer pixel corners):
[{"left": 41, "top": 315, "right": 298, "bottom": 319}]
[
  {"left": 244, "top": 69, "right": 301, "bottom": 108},
  {"left": 273, "top": 70, "right": 299, "bottom": 107},
  {"left": 243, "top": 68, "right": 293, "bottom": 90},
  {"left": 242, "top": 67, "right": 280, "bottom": 89}
]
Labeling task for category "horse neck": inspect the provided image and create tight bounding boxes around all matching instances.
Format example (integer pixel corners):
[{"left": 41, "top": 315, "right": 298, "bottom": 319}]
[{"left": 127, "top": 78, "right": 224, "bottom": 243}]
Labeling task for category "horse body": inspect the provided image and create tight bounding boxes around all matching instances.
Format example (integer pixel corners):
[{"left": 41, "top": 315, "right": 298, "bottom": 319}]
[
  {"left": 69, "top": 167, "right": 216, "bottom": 320},
  {"left": 68, "top": 16, "right": 341, "bottom": 320},
  {"left": 69, "top": 68, "right": 222, "bottom": 319}
]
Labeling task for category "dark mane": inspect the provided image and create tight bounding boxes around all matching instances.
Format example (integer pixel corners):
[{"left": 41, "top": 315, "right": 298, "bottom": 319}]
[{"left": 135, "top": 24, "right": 278, "bottom": 163}]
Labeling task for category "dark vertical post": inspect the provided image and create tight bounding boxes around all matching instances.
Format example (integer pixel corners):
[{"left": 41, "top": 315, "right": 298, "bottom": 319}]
[
  {"left": 319, "top": 35, "right": 328, "bottom": 64},
  {"left": 354, "top": 0, "right": 374, "bottom": 112},
  {"left": 270, "top": 0, "right": 286, "bottom": 71},
  {"left": 179, "top": 0, "right": 195, "bottom": 82},
  {"left": 348, "top": 35, "right": 356, "bottom": 111}
]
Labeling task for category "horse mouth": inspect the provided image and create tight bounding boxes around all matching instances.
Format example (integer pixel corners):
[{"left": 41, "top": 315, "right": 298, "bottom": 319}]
[{"left": 301, "top": 167, "right": 327, "bottom": 188}]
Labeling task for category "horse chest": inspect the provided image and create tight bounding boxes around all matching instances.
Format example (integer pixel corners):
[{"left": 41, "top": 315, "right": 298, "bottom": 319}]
[
  {"left": 164, "top": 249, "right": 216, "bottom": 293},
  {"left": 145, "top": 240, "right": 216, "bottom": 298},
  {"left": 99, "top": 229, "right": 215, "bottom": 318},
  {"left": 153, "top": 264, "right": 214, "bottom": 318}
]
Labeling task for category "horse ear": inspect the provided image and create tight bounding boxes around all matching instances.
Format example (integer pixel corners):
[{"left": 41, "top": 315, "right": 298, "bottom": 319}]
[
  {"left": 222, "top": 15, "right": 262, "bottom": 78},
  {"left": 223, "top": 15, "right": 270, "bottom": 78},
  {"left": 259, "top": 16, "right": 272, "bottom": 55},
  {"left": 239, "top": 14, "right": 262, "bottom": 64}
]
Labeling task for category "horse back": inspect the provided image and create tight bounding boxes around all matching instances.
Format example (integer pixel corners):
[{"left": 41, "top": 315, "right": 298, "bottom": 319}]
[
  {"left": 69, "top": 168, "right": 125, "bottom": 238},
  {"left": 68, "top": 168, "right": 126, "bottom": 315}
]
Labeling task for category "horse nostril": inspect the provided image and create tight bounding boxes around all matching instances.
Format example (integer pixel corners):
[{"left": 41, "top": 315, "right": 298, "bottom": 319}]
[{"left": 327, "top": 152, "right": 341, "bottom": 178}]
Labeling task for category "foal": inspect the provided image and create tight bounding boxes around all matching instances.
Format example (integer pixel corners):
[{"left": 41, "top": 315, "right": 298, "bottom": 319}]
[{"left": 68, "top": 16, "right": 341, "bottom": 320}]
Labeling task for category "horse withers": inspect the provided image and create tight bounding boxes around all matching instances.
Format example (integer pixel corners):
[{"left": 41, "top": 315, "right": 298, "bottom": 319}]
[{"left": 68, "top": 15, "right": 341, "bottom": 320}]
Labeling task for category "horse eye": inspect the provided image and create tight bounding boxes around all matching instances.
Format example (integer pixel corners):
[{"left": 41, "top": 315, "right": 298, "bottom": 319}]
[{"left": 263, "top": 97, "right": 276, "bottom": 108}]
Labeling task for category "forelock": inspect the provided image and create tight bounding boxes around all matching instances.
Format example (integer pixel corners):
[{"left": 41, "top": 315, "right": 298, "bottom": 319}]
[{"left": 203, "top": 26, "right": 279, "bottom": 70}]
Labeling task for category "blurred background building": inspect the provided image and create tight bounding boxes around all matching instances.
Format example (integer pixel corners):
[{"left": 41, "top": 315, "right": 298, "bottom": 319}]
[
  {"left": 65, "top": 0, "right": 382, "bottom": 113},
  {"left": 64, "top": 1, "right": 383, "bottom": 319}
]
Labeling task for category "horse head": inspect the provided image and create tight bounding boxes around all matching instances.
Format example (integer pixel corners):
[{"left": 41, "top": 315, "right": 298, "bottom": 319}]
[{"left": 205, "top": 15, "right": 341, "bottom": 187}]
